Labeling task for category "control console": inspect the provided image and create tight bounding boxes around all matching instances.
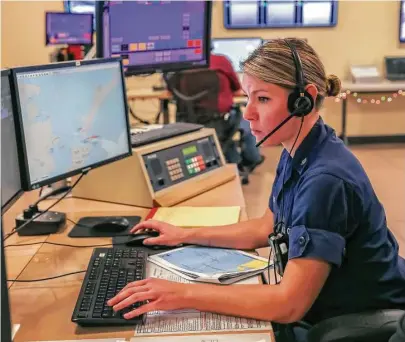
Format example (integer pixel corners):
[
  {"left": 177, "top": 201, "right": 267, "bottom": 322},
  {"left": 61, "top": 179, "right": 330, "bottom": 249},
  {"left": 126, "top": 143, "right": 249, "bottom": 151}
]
[{"left": 143, "top": 135, "right": 222, "bottom": 192}]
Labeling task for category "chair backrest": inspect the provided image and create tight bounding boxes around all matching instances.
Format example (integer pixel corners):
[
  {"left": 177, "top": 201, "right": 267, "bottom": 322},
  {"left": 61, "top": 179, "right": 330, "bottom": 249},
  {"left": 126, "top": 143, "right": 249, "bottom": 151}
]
[{"left": 166, "top": 69, "right": 220, "bottom": 124}]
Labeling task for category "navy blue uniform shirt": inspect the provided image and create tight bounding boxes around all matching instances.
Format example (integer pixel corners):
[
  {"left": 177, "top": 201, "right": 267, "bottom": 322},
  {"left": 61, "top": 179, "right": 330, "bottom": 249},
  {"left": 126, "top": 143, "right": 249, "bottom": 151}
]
[{"left": 269, "top": 117, "right": 405, "bottom": 324}]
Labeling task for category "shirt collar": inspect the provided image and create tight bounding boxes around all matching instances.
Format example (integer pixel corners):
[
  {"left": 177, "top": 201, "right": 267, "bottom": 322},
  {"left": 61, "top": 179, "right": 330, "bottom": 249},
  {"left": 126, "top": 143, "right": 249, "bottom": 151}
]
[{"left": 291, "top": 117, "right": 328, "bottom": 174}]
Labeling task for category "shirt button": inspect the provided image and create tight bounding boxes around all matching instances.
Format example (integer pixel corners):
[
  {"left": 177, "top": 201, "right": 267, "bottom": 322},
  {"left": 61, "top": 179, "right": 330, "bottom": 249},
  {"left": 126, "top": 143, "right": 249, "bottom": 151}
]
[
  {"left": 287, "top": 228, "right": 291, "bottom": 234},
  {"left": 301, "top": 158, "right": 307, "bottom": 166},
  {"left": 299, "top": 236, "right": 306, "bottom": 246}
]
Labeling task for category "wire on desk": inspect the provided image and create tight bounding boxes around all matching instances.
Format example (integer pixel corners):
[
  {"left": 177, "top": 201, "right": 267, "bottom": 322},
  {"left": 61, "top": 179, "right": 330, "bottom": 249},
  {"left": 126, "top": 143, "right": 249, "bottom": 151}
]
[
  {"left": 3, "top": 172, "right": 87, "bottom": 241},
  {"left": 66, "top": 217, "right": 92, "bottom": 229},
  {"left": 7, "top": 270, "right": 86, "bottom": 283},
  {"left": 4, "top": 241, "right": 118, "bottom": 248}
]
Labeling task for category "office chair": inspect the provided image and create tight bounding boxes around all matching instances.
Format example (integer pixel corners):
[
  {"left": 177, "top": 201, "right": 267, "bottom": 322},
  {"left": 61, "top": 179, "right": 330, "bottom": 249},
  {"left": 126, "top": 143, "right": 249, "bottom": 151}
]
[
  {"left": 165, "top": 70, "right": 250, "bottom": 183},
  {"left": 304, "top": 309, "right": 405, "bottom": 342}
]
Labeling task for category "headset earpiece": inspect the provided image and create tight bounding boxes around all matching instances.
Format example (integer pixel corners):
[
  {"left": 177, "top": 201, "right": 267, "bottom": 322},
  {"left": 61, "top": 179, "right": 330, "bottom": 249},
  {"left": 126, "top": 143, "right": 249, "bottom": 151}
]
[{"left": 287, "top": 88, "right": 314, "bottom": 117}]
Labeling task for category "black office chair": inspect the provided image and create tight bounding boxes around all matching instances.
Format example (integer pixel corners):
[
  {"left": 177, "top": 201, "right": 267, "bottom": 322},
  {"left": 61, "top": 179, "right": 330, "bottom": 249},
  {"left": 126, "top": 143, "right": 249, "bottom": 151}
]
[
  {"left": 288, "top": 309, "right": 405, "bottom": 342},
  {"left": 165, "top": 70, "right": 250, "bottom": 183}
]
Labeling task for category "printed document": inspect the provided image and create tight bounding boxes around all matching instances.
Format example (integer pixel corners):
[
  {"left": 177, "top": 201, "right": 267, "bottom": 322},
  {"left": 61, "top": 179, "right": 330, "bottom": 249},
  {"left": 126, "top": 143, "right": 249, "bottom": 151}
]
[
  {"left": 130, "top": 332, "right": 272, "bottom": 341},
  {"left": 133, "top": 263, "right": 272, "bottom": 336}
]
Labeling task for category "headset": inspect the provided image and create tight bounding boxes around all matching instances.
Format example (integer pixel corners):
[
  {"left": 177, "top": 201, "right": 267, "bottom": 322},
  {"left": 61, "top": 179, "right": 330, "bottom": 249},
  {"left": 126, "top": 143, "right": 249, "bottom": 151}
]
[
  {"left": 255, "top": 39, "right": 314, "bottom": 281},
  {"left": 255, "top": 39, "right": 314, "bottom": 148}
]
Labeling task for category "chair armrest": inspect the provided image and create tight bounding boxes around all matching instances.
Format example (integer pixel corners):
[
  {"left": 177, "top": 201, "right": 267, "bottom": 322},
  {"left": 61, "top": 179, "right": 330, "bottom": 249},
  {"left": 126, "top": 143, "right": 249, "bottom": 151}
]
[{"left": 307, "top": 309, "right": 405, "bottom": 342}]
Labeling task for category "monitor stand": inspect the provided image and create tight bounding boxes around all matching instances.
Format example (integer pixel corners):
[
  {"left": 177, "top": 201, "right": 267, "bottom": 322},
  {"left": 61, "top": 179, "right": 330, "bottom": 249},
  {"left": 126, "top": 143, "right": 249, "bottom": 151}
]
[{"left": 39, "top": 179, "right": 71, "bottom": 199}]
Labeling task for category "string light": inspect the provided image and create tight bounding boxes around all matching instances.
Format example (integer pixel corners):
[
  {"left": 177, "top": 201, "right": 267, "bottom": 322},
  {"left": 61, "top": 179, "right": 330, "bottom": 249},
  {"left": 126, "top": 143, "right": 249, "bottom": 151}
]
[{"left": 334, "top": 89, "right": 405, "bottom": 104}]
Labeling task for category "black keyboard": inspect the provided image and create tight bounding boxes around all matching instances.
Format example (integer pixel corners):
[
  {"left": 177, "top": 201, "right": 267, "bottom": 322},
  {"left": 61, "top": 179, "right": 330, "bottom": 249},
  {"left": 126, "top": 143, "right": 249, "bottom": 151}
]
[
  {"left": 131, "top": 122, "right": 203, "bottom": 147},
  {"left": 72, "top": 247, "right": 147, "bottom": 326},
  {"left": 387, "top": 74, "right": 405, "bottom": 81}
]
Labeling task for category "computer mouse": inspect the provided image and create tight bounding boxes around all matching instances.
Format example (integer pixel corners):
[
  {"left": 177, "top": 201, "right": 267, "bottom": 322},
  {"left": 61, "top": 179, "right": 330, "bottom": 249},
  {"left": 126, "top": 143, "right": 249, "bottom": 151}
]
[
  {"left": 92, "top": 217, "right": 130, "bottom": 233},
  {"left": 126, "top": 230, "right": 160, "bottom": 247}
]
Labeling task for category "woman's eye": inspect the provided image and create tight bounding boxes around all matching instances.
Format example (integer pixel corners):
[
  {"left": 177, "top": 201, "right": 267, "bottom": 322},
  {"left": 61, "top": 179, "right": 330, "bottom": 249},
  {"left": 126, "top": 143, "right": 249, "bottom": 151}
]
[{"left": 258, "top": 96, "right": 270, "bottom": 103}]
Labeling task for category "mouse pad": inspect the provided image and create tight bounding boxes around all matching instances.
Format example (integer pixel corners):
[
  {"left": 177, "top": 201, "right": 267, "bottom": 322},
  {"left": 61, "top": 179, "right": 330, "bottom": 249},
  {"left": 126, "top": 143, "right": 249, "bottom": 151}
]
[{"left": 68, "top": 216, "right": 141, "bottom": 238}]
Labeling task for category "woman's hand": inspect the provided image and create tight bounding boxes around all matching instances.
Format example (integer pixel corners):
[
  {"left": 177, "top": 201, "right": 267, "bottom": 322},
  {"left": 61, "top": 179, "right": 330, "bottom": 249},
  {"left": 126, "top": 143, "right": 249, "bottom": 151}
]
[
  {"left": 107, "top": 278, "right": 191, "bottom": 319},
  {"left": 131, "top": 220, "right": 189, "bottom": 246}
]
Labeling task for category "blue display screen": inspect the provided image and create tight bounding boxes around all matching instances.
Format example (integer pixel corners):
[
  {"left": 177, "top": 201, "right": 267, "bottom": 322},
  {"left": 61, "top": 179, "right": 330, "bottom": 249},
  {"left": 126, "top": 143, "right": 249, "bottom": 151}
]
[
  {"left": 400, "top": 0, "right": 405, "bottom": 43},
  {"left": 46, "top": 12, "right": 93, "bottom": 45},
  {"left": 102, "top": 1, "right": 209, "bottom": 74},
  {"left": 223, "top": 0, "right": 338, "bottom": 29}
]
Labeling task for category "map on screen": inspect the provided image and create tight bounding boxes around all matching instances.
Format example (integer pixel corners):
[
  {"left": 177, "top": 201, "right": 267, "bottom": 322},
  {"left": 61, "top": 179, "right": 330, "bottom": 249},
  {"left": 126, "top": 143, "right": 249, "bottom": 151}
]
[{"left": 16, "top": 62, "right": 130, "bottom": 186}]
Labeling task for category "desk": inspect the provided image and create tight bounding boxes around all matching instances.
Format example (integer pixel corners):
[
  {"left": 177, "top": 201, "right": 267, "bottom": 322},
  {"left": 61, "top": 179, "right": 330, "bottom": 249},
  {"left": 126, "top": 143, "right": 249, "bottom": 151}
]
[
  {"left": 126, "top": 88, "right": 247, "bottom": 124},
  {"left": 4, "top": 166, "right": 274, "bottom": 341},
  {"left": 340, "top": 80, "right": 405, "bottom": 145}
]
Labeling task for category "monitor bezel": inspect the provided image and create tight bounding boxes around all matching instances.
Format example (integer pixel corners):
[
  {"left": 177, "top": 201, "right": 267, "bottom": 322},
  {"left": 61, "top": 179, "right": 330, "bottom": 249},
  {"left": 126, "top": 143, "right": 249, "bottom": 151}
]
[
  {"left": 95, "top": 0, "right": 212, "bottom": 76},
  {"left": 223, "top": 0, "right": 339, "bottom": 30},
  {"left": 11, "top": 58, "right": 133, "bottom": 191},
  {"left": 400, "top": 0, "right": 405, "bottom": 43},
  {"left": 45, "top": 11, "right": 94, "bottom": 46},
  {"left": 1, "top": 69, "right": 25, "bottom": 214}
]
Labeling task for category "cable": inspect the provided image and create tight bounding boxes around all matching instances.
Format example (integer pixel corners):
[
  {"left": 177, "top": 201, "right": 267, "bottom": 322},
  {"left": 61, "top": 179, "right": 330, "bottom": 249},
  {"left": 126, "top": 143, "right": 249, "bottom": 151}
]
[
  {"left": 129, "top": 107, "right": 150, "bottom": 125},
  {"left": 66, "top": 217, "right": 93, "bottom": 230},
  {"left": 4, "top": 241, "right": 117, "bottom": 248},
  {"left": 7, "top": 270, "right": 86, "bottom": 283},
  {"left": 3, "top": 172, "right": 87, "bottom": 241}
]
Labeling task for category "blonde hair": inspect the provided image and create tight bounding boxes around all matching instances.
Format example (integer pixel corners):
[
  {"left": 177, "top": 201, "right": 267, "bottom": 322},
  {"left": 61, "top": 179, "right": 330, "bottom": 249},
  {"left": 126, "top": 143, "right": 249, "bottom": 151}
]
[{"left": 241, "top": 38, "right": 341, "bottom": 109}]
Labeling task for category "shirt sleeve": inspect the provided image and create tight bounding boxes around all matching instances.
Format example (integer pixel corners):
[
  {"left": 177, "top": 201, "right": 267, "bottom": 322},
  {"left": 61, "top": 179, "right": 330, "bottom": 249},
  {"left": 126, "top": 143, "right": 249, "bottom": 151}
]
[{"left": 288, "top": 173, "right": 359, "bottom": 267}]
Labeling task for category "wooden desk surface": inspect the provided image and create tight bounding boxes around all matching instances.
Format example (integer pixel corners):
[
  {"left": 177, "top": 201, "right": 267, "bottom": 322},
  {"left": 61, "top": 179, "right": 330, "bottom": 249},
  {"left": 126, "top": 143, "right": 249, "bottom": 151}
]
[
  {"left": 4, "top": 169, "right": 273, "bottom": 341},
  {"left": 127, "top": 88, "right": 247, "bottom": 104},
  {"left": 342, "top": 80, "right": 405, "bottom": 92}
]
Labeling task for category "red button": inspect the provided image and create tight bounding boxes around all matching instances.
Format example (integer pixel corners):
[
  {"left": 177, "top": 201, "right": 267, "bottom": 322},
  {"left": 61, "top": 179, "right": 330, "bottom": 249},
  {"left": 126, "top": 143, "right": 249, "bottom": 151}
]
[
  {"left": 195, "top": 48, "right": 202, "bottom": 54},
  {"left": 187, "top": 40, "right": 194, "bottom": 47}
]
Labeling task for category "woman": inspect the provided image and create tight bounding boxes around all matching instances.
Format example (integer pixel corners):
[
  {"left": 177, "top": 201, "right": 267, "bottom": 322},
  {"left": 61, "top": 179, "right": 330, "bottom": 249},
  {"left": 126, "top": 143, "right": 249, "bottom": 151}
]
[{"left": 108, "top": 38, "right": 405, "bottom": 332}]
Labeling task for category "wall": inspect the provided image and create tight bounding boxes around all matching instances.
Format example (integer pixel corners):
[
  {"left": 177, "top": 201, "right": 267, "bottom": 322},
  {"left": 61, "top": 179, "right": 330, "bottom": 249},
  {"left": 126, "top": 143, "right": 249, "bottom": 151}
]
[
  {"left": 211, "top": 0, "right": 405, "bottom": 137},
  {"left": 1, "top": 0, "right": 404, "bottom": 135},
  {"left": 1, "top": 1, "right": 64, "bottom": 68}
]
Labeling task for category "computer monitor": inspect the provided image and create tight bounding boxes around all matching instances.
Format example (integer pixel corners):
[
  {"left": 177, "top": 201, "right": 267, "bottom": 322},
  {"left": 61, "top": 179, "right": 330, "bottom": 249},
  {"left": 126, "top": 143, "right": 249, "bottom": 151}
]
[
  {"left": 96, "top": 0, "right": 212, "bottom": 76},
  {"left": 211, "top": 38, "right": 263, "bottom": 73},
  {"left": 45, "top": 12, "right": 93, "bottom": 45},
  {"left": 1, "top": 69, "right": 24, "bottom": 213},
  {"left": 11, "top": 58, "right": 132, "bottom": 191},
  {"left": 1, "top": 221, "right": 12, "bottom": 342},
  {"left": 223, "top": 0, "right": 338, "bottom": 29},
  {"left": 400, "top": 0, "right": 405, "bottom": 43}
]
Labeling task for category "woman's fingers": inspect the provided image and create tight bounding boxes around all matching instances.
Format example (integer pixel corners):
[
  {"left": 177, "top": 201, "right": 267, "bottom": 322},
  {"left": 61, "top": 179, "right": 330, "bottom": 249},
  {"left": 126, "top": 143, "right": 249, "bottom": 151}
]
[
  {"left": 107, "top": 282, "right": 149, "bottom": 306},
  {"left": 123, "top": 301, "right": 156, "bottom": 319},
  {"left": 112, "top": 291, "right": 153, "bottom": 312}
]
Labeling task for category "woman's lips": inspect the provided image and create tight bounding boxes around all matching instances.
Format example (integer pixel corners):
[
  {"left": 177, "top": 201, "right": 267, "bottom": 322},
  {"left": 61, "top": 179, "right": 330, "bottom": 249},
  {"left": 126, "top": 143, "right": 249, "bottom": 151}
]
[{"left": 251, "top": 129, "right": 261, "bottom": 136}]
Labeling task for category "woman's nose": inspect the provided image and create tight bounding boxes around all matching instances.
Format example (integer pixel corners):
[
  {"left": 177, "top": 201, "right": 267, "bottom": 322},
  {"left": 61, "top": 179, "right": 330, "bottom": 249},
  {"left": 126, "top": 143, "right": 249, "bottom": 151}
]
[{"left": 243, "top": 103, "right": 257, "bottom": 122}]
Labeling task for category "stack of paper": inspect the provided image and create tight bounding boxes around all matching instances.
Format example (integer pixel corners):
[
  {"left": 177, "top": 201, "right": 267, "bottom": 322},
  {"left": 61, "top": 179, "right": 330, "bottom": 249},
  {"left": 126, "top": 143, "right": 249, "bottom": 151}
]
[
  {"left": 147, "top": 206, "right": 241, "bottom": 227},
  {"left": 148, "top": 246, "right": 271, "bottom": 284}
]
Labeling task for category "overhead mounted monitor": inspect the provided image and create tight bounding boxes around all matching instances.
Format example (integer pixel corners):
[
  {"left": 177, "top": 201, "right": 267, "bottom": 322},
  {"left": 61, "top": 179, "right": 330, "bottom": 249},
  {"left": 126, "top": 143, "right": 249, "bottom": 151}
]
[
  {"left": 223, "top": 0, "right": 338, "bottom": 29},
  {"left": 96, "top": 0, "right": 212, "bottom": 76},
  {"left": 211, "top": 38, "right": 263, "bottom": 72},
  {"left": 1, "top": 69, "right": 24, "bottom": 213},
  {"left": 45, "top": 12, "right": 93, "bottom": 45},
  {"left": 11, "top": 58, "right": 132, "bottom": 191},
  {"left": 400, "top": 0, "right": 405, "bottom": 43}
]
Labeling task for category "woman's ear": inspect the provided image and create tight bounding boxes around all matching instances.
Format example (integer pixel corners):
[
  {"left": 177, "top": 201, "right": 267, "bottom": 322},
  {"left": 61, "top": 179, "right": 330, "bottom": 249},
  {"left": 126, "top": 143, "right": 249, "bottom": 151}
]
[{"left": 305, "top": 84, "right": 318, "bottom": 101}]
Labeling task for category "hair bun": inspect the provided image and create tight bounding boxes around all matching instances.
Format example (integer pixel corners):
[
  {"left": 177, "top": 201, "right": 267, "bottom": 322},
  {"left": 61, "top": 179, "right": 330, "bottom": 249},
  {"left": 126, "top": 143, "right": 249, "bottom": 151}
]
[{"left": 326, "top": 74, "right": 341, "bottom": 97}]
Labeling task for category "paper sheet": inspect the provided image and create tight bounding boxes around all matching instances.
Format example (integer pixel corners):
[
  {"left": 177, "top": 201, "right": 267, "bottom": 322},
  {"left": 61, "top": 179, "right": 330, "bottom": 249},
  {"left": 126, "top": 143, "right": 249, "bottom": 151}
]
[
  {"left": 12, "top": 324, "right": 20, "bottom": 340},
  {"left": 152, "top": 207, "right": 241, "bottom": 227},
  {"left": 29, "top": 340, "right": 125, "bottom": 342},
  {"left": 134, "top": 263, "right": 271, "bottom": 336},
  {"left": 130, "top": 332, "right": 272, "bottom": 342}
]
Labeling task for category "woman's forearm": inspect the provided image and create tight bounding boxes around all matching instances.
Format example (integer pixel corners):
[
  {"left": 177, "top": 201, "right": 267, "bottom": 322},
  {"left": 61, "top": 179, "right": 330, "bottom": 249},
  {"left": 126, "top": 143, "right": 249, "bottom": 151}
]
[
  {"left": 183, "top": 216, "right": 271, "bottom": 250},
  {"left": 184, "top": 283, "right": 294, "bottom": 323}
]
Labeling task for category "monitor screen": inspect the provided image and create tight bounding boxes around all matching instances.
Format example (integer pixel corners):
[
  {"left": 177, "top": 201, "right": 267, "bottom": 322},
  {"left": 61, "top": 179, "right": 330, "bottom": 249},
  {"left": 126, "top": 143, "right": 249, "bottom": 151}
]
[
  {"left": 211, "top": 38, "right": 263, "bottom": 73},
  {"left": 97, "top": 0, "right": 212, "bottom": 75},
  {"left": 46, "top": 12, "right": 93, "bottom": 45},
  {"left": 12, "top": 58, "right": 132, "bottom": 190},
  {"left": 1, "top": 70, "right": 23, "bottom": 213},
  {"left": 223, "top": 0, "right": 338, "bottom": 29},
  {"left": 400, "top": 0, "right": 405, "bottom": 43}
]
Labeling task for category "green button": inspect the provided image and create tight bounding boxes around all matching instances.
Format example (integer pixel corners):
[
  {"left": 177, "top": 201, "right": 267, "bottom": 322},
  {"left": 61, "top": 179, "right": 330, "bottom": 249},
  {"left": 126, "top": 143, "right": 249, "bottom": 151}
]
[{"left": 185, "top": 159, "right": 192, "bottom": 165}]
